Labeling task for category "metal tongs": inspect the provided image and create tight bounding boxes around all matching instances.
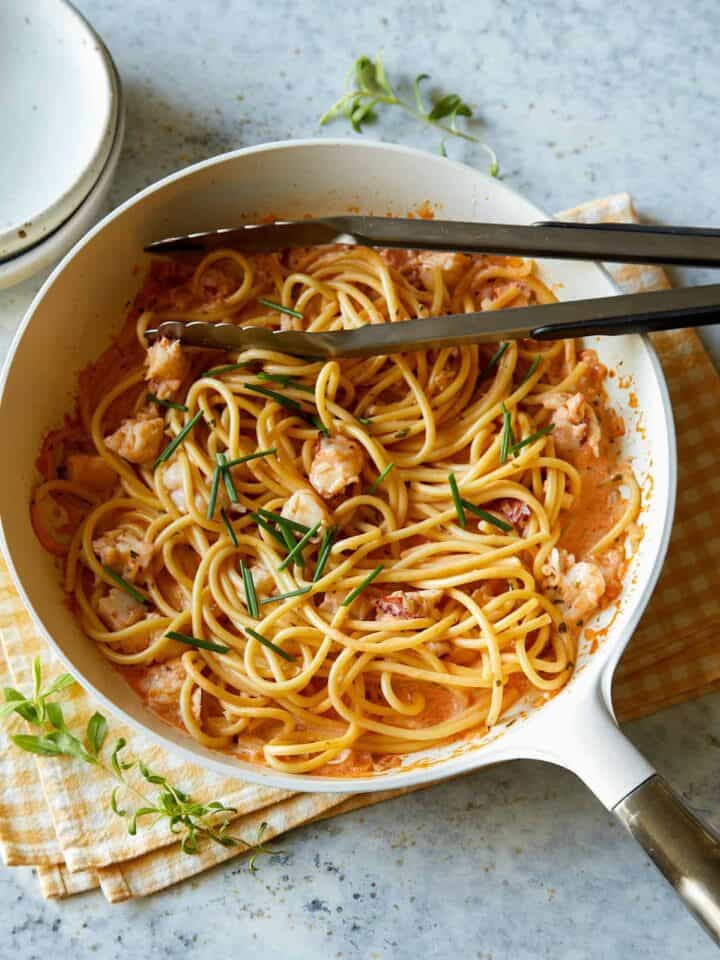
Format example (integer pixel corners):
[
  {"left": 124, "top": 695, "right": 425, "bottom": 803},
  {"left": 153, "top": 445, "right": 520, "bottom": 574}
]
[{"left": 145, "top": 217, "right": 720, "bottom": 358}]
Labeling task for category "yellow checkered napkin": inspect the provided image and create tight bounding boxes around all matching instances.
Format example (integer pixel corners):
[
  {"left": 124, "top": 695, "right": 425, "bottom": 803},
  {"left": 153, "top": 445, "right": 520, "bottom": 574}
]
[
  {"left": 0, "top": 193, "right": 718, "bottom": 902},
  {"left": 557, "top": 195, "right": 720, "bottom": 721}
]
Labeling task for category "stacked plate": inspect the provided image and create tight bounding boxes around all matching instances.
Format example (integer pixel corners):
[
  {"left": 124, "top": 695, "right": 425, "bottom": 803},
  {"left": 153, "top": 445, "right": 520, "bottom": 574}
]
[{"left": 0, "top": 0, "right": 125, "bottom": 289}]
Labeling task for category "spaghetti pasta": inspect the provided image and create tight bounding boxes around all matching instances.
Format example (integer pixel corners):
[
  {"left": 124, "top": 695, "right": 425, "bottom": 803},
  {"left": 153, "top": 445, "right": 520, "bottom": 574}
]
[{"left": 31, "top": 244, "right": 640, "bottom": 776}]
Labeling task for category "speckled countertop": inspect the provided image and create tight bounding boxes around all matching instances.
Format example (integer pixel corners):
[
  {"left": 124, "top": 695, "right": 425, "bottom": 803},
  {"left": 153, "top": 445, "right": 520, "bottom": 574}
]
[{"left": 2, "top": 1, "right": 720, "bottom": 957}]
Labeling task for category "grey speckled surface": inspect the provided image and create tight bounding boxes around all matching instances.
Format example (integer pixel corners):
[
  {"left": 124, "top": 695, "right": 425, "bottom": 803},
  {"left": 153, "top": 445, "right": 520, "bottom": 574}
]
[{"left": 2, "top": 0, "right": 720, "bottom": 957}]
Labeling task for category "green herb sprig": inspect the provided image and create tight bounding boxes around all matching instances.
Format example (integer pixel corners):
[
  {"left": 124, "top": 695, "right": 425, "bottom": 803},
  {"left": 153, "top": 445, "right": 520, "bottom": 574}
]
[
  {"left": 240, "top": 559, "right": 259, "bottom": 618},
  {"left": 2, "top": 658, "right": 273, "bottom": 863},
  {"left": 245, "top": 627, "right": 296, "bottom": 662},
  {"left": 220, "top": 507, "right": 239, "bottom": 547},
  {"left": 102, "top": 566, "right": 149, "bottom": 606},
  {"left": 165, "top": 630, "right": 230, "bottom": 654},
  {"left": 477, "top": 342, "right": 509, "bottom": 385},
  {"left": 146, "top": 393, "right": 189, "bottom": 412},
  {"left": 320, "top": 55, "right": 498, "bottom": 175},
  {"left": 448, "top": 472, "right": 465, "bottom": 529},
  {"left": 367, "top": 463, "right": 394, "bottom": 495},
  {"left": 342, "top": 564, "right": 384, "bottom": 608},
  {"left": 277, "top": 521, "right": 321, "bottom": 572},
  {"left": 257, "top": 372, "right": 314, "bottom": 394},
  {"left": 511, "top": 423, "right": 555, "bottom": 455},
  {"left": 226, "top": 448, "right": 277, "bottom": 468},
  {"left": 499, "top": 402, "right": 515, "bottom": 464},
  {"left": 153, "top": 409, "right": 204, "bottom": 469},
  {"left": 257, "top": 298, "right": 304, "bottom": 321},
  {"left": 260, "top": 586, "right": 311, "bottom": 606},
  {"left": 519, "top": 354, "right": 541, "bottom": 386},
  {"left": 313, "top": 526, "right": 336, "bottom": 582},
  {"left": 203, "top": 362, "right": 254, "bottom": 378},
  {"left": 461, "top": 501, "right": 513, "bottom": 532}
]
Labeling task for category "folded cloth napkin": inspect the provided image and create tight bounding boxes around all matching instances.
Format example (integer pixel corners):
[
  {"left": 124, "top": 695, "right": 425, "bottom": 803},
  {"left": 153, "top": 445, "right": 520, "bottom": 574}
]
[{"left": 0, "top": 193, "right": 718, "bottom": 902}]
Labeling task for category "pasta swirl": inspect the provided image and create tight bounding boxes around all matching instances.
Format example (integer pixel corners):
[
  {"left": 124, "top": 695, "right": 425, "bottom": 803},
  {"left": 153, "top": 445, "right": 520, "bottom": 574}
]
[{"left": 31, "top": 244, "right": 639, "bottom": 776}]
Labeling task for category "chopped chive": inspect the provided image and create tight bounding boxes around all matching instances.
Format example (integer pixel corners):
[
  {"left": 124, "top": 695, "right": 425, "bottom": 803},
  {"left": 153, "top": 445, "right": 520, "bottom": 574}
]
[
  {"left": 153, "top": 409, "right": 204, "bottom": 468},
  {"left": 313, "top": 526, "right": 336, "bottom": 582},
  {"left": 226, "top": 448, "right": 277, "bottom": 468},
  {"left": 307, "top": 414, "right": 330, "bottom": 436},
  {"left": 165, "top": 631, "right": 230, "bottom": 654},
  {"left": 357, "top": 416, "right": 373, "bottom": 425},
  {"left": 368, "top": 463, "right": 394, "bottom": 495},
  {"left": 258, "top": 297, "right": 304, "bottom": 320},
  {"left": 519, "top": 355, "right": 541, "bottom": 386},
  {"left": 220, "top": 507, "right": 239, "bottom": 546},
  {"left": 499, "top": 402, "right": 515, "bottom": 464},
  {"left": 257, "top": 508, "right": 309, "bottom": 534},
  {"left": 260, "top": 586, "right": 311, "bottom": 605},
  {"left": 477, "top": 342, "right": 509, "bottom": 382},
  {"left": 245, "top": 383, "right": 302, "bottom": 410},
  {"left": 240, "top": 559, "right": 259, "bottom": 618},
  {"left": 217, "top": 452, "right": 238, "bottom": 503},
  {"left": 276, "top": 521, "right": 297, "bottom": 553},
  {"left": 251, "top": 512, "right": 288, "bottom": 548},
  {"left": 203, "top": 362, "right": 254, "bottom": 377},
  {"left": 461, "top": 500, "right": 513, "bottom": 532},
  {"left": 257, "top": 372, "right": 315, "bottom": 394},
  {"left": 278, "top": 522, "right": 321, "bottom": 571},
  {"left": 448, "top": 472, "right": 466, "bottom": 529},
  {"left": 102, "top": 566, "right": 149, "bottom": 605},
  {"left": 206, "top": 463, "right": 222, "bottom": 519},
  {"left": 511, "top": 423, "right": 555, "bottom": 454},
  {"left": 342, "top": 564, "right": 384, "bottom": 607},
  {"left": 245, "top": 626, "right": 296, "bottom": 662},
  {"left": 394, "top": 428, "right": 410, "bottom": 439},
  {"left": 146, "top": 393, "right": 188, "bottom": 412}
]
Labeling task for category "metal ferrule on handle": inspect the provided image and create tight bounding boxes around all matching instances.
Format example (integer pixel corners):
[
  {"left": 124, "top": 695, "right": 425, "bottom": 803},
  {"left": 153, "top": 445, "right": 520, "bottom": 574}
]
[
  {"left": 518, "top": 689, "right": 720, "bottom": 946},
  {"left": 615, "top": 777, "right": 720, "bottom": 943}
]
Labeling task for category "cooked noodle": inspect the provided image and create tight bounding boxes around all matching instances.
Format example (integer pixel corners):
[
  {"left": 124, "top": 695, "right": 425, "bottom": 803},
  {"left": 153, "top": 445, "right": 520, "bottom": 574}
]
[{"left": 31, "top": 244, "right": 640, "bottom": 776}]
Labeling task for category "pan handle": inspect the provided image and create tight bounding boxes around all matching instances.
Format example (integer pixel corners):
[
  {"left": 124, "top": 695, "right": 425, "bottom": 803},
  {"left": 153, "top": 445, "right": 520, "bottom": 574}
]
[
  {"left": 614, "top": 777, "right": 720, "bottom": 944},
  {"left": 517, "top": 687, "right": 720, "bottom": 943}
]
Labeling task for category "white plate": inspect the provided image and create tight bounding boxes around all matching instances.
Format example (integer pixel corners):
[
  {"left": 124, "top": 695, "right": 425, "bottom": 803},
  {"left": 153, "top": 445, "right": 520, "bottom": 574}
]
[
  {"left": 0, "top": 0, "right": 119, "bottom": 260},
  {"left": 0, "top": 99, "right": 125, "bottom": 291}
]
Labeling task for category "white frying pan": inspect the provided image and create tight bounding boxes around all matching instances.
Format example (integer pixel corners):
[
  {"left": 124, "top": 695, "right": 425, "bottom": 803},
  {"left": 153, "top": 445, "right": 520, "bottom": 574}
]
[{"left": 1, "top": 140, "right": 718, "bottom": 939}]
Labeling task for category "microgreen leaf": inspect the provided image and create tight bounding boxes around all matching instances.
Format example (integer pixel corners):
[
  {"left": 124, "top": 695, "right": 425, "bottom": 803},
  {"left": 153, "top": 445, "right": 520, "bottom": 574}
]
[
  {"left": 45, "top": 701, "right": 66, "bottom": 731},
  {"left": 87, "top": 712, "right": 108, "bottom": 756},
  {"left": 413, "top": 73, "right": 429, "bottom": 111},
  {"left": 320, "top": 54, "right": 498, "bottom": 174},
  {"left": 2, "top": 629, "right": 274, "bottom": 868},
  {"left": 11, "top": 734, "right": 63, "bottom": 756},
  {"left": 41, "top": 674, "right": 76, "bottom": 697}
]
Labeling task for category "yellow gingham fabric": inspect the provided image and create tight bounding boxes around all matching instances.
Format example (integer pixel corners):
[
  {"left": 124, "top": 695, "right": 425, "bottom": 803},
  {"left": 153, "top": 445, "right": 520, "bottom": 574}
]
[
  {"left": 557, "top": 195, "right": 720, "bottom": 721},
  {"left": 0, "top": 193, "right": 718, "bottom": 902}
]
